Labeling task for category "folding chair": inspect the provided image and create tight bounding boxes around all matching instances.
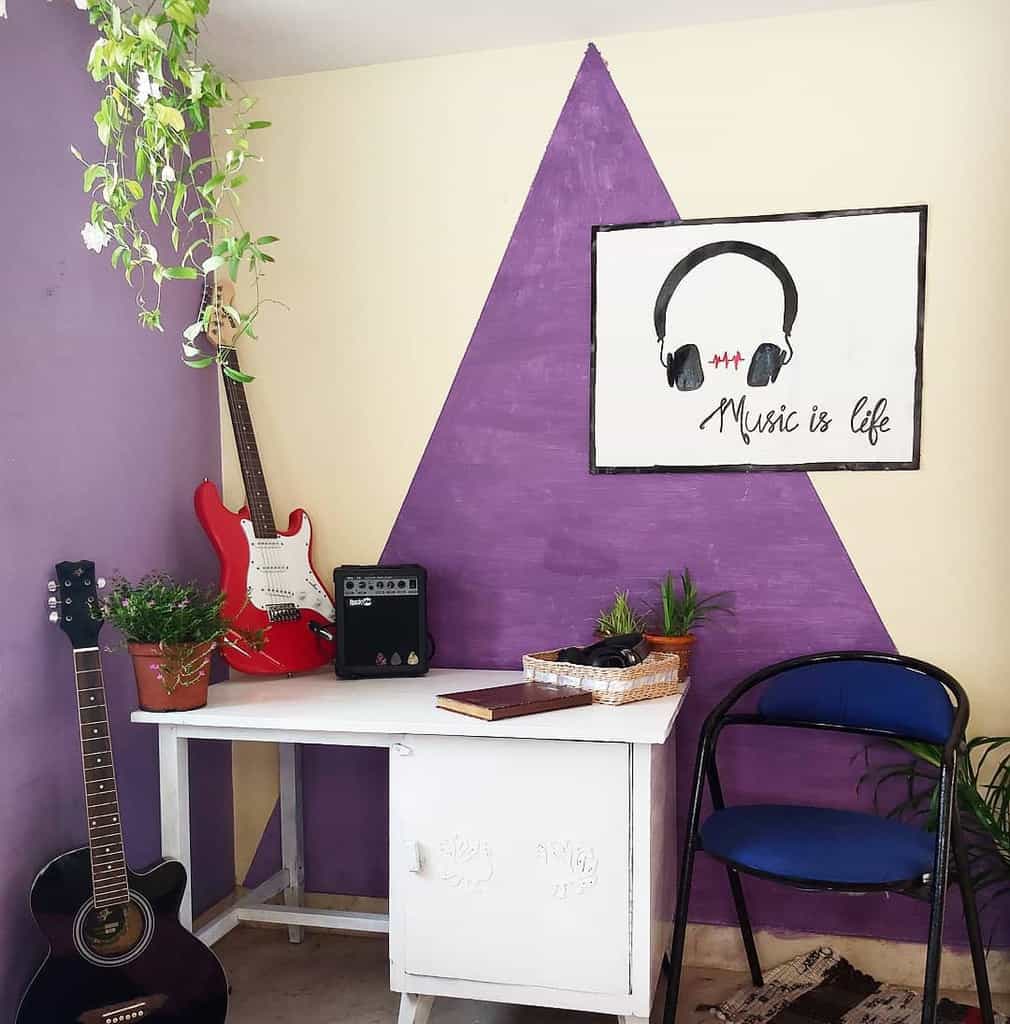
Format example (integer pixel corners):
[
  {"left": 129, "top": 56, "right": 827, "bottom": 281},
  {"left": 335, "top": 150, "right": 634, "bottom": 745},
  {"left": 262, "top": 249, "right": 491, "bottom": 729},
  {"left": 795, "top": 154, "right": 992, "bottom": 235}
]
[{"left": 663, "top": 651, "right": 994, "bottom": 1024}]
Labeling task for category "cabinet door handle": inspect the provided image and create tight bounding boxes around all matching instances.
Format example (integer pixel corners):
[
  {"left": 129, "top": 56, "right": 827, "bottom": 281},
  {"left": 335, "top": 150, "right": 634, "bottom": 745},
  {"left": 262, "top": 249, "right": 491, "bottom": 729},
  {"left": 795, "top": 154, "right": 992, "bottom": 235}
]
[
  {"left": 406, "top": 841, "right": 423, "bottom": 873},
  {"left": 392, "top": 742, "right": 412, "bottom": 757}
]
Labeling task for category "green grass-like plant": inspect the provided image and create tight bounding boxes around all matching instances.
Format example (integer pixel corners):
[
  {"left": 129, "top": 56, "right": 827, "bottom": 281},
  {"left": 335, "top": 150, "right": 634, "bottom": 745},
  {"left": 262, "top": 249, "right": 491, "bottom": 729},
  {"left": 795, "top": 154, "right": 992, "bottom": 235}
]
[
  {"left": 596, "top": 590, "right": 648, "bottom": 637},
  {"left": 654, "top": 568, "right": 733, "bottom": 637}
]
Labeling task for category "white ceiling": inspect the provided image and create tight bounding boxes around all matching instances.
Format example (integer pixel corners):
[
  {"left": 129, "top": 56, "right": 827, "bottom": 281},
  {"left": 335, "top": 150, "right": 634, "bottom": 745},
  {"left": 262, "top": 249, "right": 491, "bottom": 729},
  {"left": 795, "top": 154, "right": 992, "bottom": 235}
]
[{"left": 201, "top": 0, "right": 914, "bottom": 82}]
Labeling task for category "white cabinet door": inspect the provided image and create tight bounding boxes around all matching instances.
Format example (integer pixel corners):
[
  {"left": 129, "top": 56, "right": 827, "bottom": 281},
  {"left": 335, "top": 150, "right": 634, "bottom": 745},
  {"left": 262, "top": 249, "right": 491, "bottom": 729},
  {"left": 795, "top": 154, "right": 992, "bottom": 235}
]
[{"left": 390, "top": 735, "right": 631, "bottom": 995}]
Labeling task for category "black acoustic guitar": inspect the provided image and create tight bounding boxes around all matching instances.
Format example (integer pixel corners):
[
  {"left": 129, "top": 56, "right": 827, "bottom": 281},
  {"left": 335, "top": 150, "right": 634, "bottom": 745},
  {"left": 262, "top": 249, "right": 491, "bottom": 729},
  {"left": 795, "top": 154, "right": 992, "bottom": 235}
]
[{"left": 17, "top": 560, "right": 229, "bottom": 1024}]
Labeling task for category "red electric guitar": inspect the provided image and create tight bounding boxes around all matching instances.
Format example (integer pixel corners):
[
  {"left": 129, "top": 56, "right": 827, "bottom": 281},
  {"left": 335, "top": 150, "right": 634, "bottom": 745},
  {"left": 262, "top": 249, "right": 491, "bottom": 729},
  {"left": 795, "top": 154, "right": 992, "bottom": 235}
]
[{"left": 195, "top": 281, "right": 335, "bottom": 674}]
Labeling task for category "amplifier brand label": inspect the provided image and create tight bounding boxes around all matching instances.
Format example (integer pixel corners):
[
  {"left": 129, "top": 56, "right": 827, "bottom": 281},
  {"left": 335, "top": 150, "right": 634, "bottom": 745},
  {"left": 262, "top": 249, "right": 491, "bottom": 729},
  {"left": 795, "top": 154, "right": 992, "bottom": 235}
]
[{"left": 348, "top": 597, "right": 373, "bottom": 607}]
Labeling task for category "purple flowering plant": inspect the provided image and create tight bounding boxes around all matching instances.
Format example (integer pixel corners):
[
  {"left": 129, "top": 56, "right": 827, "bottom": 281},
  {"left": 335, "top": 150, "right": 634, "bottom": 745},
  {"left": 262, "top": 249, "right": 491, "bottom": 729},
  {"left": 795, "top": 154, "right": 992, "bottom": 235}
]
[
  {"left": 99, "top": 573, "right": 262, "bottom": 692},
  {"left": 100, "top": 573, "right": 228, "bottom": 646}
]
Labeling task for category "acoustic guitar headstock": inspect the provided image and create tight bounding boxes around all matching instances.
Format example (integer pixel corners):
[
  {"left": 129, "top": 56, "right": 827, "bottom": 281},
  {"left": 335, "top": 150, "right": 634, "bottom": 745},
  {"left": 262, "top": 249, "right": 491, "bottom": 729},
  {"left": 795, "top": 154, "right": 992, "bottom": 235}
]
[{"left": 48, "top": 560, "right": 105, "bottom": 649}]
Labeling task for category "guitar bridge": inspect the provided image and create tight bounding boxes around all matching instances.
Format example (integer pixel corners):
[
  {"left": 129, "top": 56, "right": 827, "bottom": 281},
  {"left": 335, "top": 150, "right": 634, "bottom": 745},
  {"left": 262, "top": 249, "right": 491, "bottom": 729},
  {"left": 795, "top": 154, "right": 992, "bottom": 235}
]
[
  {"left": 77, "top": 994, "right": 167, "bottom": 1023},
  {"left": 267, "top": 603, "right": 300, "bottom": 623}
]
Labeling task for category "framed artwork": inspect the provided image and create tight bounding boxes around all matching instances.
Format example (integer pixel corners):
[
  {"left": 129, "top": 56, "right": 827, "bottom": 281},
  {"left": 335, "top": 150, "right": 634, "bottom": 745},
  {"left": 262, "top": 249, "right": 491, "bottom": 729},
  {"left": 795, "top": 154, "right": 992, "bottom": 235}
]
[{"left": 590, "top": 206, "right": 926, "bottom": 473}]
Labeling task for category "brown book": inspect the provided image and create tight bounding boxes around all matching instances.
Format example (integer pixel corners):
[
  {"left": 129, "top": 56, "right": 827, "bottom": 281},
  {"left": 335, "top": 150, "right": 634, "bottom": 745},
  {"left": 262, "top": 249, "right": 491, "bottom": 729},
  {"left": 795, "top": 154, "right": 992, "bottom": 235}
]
[{"left": 436, "top": 681, "right": 593, "bottom": 721}]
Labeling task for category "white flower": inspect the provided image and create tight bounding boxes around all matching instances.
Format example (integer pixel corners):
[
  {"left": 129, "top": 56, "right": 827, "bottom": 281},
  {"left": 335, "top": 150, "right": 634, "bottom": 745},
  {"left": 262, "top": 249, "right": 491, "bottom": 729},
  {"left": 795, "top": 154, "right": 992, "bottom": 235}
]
[
  {"left": 81, "top": 221, "right": 110, "bottom": 253},
  {"left": 143, "top": 244, "right": 158, "bottom": 262},
  {"left": 182, "top": 341, "right": 202, "bottom": 359},
  {"left": 161, "top": 164, "right": 176, "bottom": 183},
  {"left": 135, "top": 69, "right": 162, "bottom": 105},
  {"left": 0, "top": 2, "right": 7, "bottom": 20},
  {"left": 75, "top": 0, "right": 89, "bottom": 9}
]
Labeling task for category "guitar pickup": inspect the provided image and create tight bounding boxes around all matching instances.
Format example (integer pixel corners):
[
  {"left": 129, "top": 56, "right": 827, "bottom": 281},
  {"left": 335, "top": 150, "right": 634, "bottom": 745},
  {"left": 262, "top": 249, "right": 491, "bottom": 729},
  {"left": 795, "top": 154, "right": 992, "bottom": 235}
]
[{"left": 267, "top": 604, "right": 300, "bottom": 623}]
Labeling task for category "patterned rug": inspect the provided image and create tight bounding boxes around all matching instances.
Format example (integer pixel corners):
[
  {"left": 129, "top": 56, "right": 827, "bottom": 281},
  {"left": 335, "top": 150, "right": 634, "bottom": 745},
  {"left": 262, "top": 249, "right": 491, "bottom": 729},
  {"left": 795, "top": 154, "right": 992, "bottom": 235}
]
[{"left": 706, "top": 947, "right": 1002, "bottom": 1023}]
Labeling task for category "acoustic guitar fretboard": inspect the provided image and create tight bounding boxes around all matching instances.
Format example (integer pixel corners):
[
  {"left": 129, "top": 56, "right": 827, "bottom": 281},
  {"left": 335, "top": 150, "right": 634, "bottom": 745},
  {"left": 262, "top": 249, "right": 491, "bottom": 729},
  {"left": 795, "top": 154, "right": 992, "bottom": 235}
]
[{"left": 75, "top": 648, "right": 129, "bottom": 908}]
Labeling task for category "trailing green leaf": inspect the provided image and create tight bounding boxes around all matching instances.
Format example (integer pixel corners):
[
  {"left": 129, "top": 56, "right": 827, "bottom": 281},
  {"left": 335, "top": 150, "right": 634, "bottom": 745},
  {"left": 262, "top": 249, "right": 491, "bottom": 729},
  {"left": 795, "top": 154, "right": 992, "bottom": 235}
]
[{"left": 222, "top": 365, "right": 254, "bottom": 384}]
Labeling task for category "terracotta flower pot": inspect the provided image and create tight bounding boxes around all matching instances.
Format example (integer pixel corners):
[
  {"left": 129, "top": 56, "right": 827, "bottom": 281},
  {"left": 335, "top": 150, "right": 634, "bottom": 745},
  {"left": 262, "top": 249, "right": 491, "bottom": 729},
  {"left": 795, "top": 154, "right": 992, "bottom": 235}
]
[
  {"left": 128, "top": 640, "right": 215, "bottom": 712},
  {"left": 644, "top": 633, "right": 695, "bottom": 682}
]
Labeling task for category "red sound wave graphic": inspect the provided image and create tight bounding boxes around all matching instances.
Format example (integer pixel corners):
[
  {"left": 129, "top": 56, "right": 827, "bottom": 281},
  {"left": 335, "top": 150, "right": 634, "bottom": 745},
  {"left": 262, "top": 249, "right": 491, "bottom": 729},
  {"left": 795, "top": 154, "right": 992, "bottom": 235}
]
[{"left": 709, "top": 351, "right": 744, "bottom": 370}]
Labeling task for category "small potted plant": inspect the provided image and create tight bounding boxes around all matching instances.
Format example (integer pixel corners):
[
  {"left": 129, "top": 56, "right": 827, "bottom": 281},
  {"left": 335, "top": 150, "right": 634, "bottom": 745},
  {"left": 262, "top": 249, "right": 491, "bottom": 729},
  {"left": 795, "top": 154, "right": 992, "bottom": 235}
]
[
  {"left": 101, "top": 573, "right": 260, "bottom": 712},
  {"left": 645, "top": 569, "right": 733, "bottom": 679},
  {"left": 596, "top": 590, "right": 649, "bottom": 637}
]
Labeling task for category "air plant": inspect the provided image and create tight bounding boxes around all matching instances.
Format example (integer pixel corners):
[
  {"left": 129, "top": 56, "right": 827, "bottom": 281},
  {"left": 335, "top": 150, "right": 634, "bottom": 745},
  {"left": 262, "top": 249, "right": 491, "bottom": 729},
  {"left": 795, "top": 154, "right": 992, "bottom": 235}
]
[{"left": 596, "top": 590, "right": 649, "bottom": 637}]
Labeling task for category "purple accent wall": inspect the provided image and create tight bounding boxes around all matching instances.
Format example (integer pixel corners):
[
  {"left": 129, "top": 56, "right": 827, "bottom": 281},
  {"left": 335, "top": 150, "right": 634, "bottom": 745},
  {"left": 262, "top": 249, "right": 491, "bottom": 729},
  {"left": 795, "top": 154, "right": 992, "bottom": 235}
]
[
  {"left": 245, "top": 746, "right": 389, "bottom": 896},
  {"left": 0, "top": 5, "right": 233, "bottom": 1014},
  {"left": 244, "top": 44, "right": 1004, "bottom": 948}
]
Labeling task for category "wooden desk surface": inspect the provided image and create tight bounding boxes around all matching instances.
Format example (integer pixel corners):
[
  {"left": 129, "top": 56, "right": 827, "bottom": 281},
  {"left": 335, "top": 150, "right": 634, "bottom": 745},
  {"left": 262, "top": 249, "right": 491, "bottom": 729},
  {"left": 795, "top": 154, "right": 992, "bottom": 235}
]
[{"left": 131, "top": 668, "right": 686, "bottom": 745}]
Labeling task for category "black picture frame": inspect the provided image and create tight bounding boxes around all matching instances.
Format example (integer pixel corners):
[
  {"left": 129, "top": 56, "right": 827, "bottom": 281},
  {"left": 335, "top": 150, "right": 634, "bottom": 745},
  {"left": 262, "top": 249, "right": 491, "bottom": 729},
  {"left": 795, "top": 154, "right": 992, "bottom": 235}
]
[{"left": 588, "top": 205, "right": 927, "bottom": 474}]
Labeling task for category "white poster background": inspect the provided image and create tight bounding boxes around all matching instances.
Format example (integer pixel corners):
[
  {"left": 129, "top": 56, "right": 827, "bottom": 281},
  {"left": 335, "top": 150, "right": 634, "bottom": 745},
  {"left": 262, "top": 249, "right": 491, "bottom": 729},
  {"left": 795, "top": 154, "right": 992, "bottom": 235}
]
[{"left": 591, "top": 209, "right": 924, "bottom": 471}]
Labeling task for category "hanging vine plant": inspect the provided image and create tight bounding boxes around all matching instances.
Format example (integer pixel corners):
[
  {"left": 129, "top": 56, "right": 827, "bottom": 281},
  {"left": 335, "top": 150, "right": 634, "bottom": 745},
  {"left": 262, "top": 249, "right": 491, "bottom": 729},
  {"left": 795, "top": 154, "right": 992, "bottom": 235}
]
[{"left": 5, "top": 0, "right": 277, "bottom": 379}]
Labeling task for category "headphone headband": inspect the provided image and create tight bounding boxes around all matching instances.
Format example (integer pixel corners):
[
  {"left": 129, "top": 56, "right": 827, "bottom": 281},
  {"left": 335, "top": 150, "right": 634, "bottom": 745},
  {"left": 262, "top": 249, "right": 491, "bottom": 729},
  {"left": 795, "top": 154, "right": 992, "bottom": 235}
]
[{"left": 653, "top": 240, "right": 799, "bottom": 341}]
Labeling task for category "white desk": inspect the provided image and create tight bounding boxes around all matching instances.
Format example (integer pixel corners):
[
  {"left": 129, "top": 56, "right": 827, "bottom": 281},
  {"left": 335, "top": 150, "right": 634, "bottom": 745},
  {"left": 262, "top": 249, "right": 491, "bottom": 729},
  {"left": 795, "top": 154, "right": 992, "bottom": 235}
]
[{"left": 132, "top": 669, "right": 686, "bottom": 1024}]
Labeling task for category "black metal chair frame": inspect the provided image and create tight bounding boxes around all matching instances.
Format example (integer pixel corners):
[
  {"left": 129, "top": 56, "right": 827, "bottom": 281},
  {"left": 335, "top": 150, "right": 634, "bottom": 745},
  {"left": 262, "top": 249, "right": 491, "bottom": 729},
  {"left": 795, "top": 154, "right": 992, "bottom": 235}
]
[{"left": 662, "top": 651, "right": 995, "bottom": 1024}]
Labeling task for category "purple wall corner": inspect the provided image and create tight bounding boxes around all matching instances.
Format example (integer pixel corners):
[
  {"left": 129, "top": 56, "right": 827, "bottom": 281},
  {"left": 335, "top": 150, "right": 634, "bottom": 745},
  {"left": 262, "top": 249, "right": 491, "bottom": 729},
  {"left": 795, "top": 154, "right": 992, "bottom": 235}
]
[{"left": 0, "top": 4, "right": 231, "bottom": 1014}]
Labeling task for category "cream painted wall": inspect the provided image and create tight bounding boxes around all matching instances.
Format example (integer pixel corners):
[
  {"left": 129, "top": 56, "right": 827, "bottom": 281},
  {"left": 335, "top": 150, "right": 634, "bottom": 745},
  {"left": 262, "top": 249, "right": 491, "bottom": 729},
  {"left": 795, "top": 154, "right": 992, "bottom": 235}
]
[{"left": 222, "top": 0, "right": 1010, "bottom": 879}]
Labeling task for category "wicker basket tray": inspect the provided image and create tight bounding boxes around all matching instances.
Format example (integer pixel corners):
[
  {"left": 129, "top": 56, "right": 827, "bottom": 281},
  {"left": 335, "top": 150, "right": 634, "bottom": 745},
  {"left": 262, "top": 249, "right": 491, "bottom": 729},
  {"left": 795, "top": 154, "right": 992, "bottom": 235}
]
[{"left": 522, "top": 649, "right": 686, "bottom": 705}]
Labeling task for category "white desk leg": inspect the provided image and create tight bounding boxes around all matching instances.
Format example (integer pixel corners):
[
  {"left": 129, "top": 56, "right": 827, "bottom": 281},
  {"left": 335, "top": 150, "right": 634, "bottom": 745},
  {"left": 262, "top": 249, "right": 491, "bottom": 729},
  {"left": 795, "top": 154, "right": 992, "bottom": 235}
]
[
  {"left": 158, "top": 725, "right": 192, "bottom": 931},
  {"left": 279, "top": 742, "right": 305, "bottom": 944},
  {"left": 397, "top": 994, "right": 434, "bottom": 1024}
]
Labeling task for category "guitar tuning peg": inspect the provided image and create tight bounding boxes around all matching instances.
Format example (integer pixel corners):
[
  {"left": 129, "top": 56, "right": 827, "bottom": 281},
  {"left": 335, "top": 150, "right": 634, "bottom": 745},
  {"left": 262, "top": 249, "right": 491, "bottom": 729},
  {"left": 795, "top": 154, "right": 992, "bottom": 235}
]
[
  {"left": 47, "top": 580, "right": 58, "bottom": 593},
  {"left": 97, "top": 577, "right": 107, "bottom": 590},
  {"left": 48, "top": 596, "right": 58, "bottom": 609},
  {"left": 48, "top": 611, "right": 60, "bottom": 624}
]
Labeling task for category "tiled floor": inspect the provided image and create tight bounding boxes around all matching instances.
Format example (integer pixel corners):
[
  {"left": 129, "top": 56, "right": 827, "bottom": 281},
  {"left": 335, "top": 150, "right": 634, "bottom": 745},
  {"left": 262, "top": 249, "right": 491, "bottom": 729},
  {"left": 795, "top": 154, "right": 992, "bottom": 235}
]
[{"left": 213, "top": 927, "right": 1006, "bottom": 1024}]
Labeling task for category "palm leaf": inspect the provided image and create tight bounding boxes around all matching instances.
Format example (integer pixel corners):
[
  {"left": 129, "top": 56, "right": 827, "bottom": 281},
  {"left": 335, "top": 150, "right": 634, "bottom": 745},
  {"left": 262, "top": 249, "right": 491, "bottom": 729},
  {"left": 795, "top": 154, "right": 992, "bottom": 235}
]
[{"left": 867, "top": 735, "right": 1010, "bottom": 939}]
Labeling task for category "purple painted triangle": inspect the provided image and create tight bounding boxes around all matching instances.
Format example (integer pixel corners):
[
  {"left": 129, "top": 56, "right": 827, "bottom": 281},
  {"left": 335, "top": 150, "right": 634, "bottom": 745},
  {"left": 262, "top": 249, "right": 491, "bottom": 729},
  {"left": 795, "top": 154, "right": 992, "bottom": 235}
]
[
  {"left": 383, "top": 44, "right": 889, "bottom": 673},
  {"left": 378, "top": 46, "right": 944, "bottom": 942}
]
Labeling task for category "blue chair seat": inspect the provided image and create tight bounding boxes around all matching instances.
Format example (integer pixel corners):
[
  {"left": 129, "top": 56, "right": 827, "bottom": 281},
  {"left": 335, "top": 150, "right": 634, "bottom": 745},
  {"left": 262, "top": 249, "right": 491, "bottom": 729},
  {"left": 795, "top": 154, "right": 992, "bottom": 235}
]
[{"left": 699, "top": 805, "right": 935, "bottom": 886}]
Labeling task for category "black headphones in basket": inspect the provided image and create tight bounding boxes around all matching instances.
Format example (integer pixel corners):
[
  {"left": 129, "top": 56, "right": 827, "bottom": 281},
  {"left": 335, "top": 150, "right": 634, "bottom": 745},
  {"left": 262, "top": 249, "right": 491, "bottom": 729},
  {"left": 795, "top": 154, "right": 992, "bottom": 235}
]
[
  {"left": 556, "top": 634, "right": 650, "bottom": 669},
  {"left": 654, "top": 240, "right": 799, "bottom": 391}
]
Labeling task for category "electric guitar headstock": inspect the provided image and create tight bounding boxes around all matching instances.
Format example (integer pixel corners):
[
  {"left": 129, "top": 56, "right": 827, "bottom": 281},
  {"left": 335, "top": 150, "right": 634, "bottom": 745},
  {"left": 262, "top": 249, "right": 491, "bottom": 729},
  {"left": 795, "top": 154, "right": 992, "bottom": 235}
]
[
  {"left": 48, "top": 560, "right": 105, "bottom": 649},
  {"left": 205, "top": 277, "right": 239, "bottom": 349}
]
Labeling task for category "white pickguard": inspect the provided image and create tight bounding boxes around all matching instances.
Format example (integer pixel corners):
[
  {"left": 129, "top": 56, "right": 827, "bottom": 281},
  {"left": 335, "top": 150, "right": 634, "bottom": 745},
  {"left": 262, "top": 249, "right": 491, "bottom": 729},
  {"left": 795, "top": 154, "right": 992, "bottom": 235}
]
[{"left": 240, "top": 516, "right": 335, "bottom": 619}]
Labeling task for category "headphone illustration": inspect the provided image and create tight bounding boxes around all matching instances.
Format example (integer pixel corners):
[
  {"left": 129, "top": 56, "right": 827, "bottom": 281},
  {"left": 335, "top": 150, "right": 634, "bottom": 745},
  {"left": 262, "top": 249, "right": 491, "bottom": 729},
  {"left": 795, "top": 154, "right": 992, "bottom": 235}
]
[{"left": 654, "top": 240, "right": 798, "bottom": 391}]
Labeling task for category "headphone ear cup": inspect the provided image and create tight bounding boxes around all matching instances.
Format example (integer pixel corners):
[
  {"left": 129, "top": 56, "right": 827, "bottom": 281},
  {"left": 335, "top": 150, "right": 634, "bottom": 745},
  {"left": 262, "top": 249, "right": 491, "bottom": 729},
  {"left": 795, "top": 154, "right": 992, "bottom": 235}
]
[
  {"left": 747, "top": 343, "right": 785, "bottom": 387},
  {"left": 668, "top": 344, "right": 704, "bottom": 391}
]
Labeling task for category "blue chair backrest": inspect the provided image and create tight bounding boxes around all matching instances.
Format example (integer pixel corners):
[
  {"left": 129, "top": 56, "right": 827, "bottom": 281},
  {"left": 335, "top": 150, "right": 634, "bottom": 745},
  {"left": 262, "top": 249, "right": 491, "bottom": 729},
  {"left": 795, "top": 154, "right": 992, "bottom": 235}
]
[{"left": 756, "top": 659, "right": 954, "bottom": 744}]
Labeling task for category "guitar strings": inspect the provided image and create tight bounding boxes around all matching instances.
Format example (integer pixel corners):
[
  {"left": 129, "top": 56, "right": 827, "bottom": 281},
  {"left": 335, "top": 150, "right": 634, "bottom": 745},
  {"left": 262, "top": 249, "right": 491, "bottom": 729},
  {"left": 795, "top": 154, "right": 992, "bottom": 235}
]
[{"left": 220, "top": 342, "right": 288, "bottom": 611}]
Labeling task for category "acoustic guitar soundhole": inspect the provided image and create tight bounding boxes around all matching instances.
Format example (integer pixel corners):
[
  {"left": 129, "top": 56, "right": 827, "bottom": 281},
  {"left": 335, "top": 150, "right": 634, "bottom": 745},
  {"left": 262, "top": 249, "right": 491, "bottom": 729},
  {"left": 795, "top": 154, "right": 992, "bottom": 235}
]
[{"left": 73, "top": 894, "right": 154, "bottom": 967}]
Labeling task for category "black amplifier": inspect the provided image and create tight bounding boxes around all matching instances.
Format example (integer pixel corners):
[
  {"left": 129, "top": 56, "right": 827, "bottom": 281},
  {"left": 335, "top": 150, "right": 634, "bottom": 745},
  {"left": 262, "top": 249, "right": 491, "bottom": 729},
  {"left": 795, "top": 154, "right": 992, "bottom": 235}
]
[{"left": 333, "top": 564, "right": 429, "bottom": 679}]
